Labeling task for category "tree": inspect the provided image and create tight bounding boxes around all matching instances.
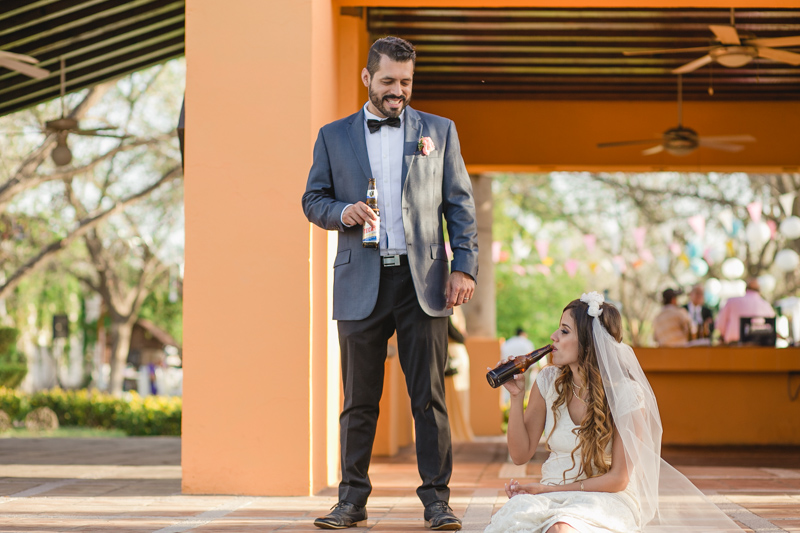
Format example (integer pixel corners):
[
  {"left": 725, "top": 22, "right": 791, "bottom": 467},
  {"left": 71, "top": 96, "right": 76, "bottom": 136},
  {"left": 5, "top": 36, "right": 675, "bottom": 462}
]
[{"left": 0, "top": 59, "right": 184, "bottom": 393}]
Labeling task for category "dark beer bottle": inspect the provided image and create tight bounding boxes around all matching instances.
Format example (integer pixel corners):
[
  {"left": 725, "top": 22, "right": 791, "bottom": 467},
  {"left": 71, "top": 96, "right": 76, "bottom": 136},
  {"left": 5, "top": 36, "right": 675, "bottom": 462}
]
[
  {"left": 486, "top": 344, "right": 553, "bottom": 388},
  {"left": 362, "top": 177, "right": 380, "bottom": 248}
]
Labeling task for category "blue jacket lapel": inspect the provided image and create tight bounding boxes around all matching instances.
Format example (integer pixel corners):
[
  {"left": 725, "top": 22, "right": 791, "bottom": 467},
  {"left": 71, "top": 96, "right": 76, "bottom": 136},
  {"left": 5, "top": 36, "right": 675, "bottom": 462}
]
[
  {"left": 347, "top": 109, "right": 373, "bottom": 182},
  {"left": 403, "top": 107, "right": 421, "bottom": 190}
]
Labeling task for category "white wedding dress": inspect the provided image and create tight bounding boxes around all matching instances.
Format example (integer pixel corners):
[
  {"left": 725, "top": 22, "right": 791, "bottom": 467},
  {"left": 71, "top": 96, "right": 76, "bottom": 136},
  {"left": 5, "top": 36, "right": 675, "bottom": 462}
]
[{"left": 485, "top": 366, "right": 643, "bottom": 533}]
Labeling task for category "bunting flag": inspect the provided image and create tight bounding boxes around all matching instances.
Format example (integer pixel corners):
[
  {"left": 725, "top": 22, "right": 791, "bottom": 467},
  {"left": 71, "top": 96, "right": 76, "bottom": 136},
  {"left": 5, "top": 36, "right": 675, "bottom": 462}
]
[
  {"left": 542, "top": 256, "right": 554, "bottom": 267},
  {"left": 633, "top": 227, "right": 646, "bottom": 250},
  {"left": 726, "top": 239, "right": 736, "bottom": 257},
  {"left": 612, "top": 255, "right": 627, "bottom": 274},
  {"left": 669, "top": 242, "right": 682, "bottom": 256},
  {"left": 512, "top": 264, "right": 526, "bottom": 276},
  {"left": 747, "top": 201, "right": 762, "bottom": 223},
  {"left": 589, "top": 261, "right": 599, "bottom": 273},
  {"left": 640, "top": 248, "right": 654, "bottom": 263},
  {"left": 766, "top": 219, "right": 778, "bottom": 239},
  {"left": 535, "top": 264, "right": 551, "bottom": 276},
  {"left": 535, "top": 239, "right": 549, "bottom": 261},
  {"left": 687, "top": 215, "right": 706, "bottom": 240},
  {"left": 779, "top": 192, "right": 796, "bottom": 216},
  {"left": 565, "top": 258, "right": 579, "bottom": 277},
  {"left": 583, "top": 234, "right": 596, "bottom": 253},
  {"left": 656, "top": 255, "right": 670, "bottom": 274},
  {"left": 492, "top": 241, "right": 502, "bottom": 263}
]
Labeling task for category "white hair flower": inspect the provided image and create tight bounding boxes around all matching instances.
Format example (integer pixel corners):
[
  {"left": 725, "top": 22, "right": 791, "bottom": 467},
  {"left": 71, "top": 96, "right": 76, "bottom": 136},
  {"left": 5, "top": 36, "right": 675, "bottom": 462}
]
[{"left": 580, "top": 291, "right": 604, "bottom": 317}]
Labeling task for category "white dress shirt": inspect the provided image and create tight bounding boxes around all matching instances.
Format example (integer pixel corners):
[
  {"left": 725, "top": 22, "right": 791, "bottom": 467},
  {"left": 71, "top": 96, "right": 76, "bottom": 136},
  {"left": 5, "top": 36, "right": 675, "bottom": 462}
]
[{"left": 363, "top": 104, "right": 407, "bottom": 256}]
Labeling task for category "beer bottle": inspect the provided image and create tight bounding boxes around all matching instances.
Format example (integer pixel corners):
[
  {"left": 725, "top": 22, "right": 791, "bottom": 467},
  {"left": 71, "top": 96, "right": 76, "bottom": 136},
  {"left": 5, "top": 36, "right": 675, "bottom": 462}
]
[
  {"left": 486, "top": 344, "right": 553, "bottom": 388},
  {"left": 362, "top": 177, "right": 380, "bottom": 248}
]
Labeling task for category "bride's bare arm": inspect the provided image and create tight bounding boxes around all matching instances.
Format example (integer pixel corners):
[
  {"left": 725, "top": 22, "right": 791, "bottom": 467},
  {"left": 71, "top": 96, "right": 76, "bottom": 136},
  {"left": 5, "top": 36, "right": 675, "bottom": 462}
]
[
  {"left": 506, "top": 373, "right": 547, "bottom": 465},
  {"left": 507, "top": 425, "right": 630, "bottom": 496}
]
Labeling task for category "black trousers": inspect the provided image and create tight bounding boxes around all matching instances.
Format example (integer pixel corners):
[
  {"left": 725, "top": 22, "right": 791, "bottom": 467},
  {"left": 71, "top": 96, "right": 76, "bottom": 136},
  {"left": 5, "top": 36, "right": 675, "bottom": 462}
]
[{"left": 337, "top": 261, "right": 451, "bottom": 507}]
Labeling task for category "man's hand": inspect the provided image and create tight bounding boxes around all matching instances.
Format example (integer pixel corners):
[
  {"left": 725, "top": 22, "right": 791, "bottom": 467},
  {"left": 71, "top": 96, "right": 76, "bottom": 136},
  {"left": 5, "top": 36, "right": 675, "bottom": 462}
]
[
  {"left": 445, "top": 270, "right": 475, "bottom": 309},
  {"left": 342, "top": 202, "right": 378, "bottom": 226}
]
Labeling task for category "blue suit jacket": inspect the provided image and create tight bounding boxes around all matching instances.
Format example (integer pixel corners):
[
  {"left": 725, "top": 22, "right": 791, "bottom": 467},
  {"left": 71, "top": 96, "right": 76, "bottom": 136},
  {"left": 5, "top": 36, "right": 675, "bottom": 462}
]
[{"left": 302, "top": 106, "right": 479, "bottom": 320}]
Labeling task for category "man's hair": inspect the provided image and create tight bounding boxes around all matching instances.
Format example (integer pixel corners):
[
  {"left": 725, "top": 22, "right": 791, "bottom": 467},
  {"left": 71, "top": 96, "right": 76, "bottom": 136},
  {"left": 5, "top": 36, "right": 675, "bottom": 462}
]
[
  {"left": 515, "top": 327, "right": 525, "bottom": 336},
  {"left": 366, "top": 36, "right": 416, "bottom": 76}
]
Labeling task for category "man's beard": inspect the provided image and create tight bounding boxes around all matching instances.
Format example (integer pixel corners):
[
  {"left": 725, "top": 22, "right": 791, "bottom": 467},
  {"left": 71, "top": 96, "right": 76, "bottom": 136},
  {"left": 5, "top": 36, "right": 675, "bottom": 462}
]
[{"left": 368, "top": 84, "right": 410, "bottom": 118}]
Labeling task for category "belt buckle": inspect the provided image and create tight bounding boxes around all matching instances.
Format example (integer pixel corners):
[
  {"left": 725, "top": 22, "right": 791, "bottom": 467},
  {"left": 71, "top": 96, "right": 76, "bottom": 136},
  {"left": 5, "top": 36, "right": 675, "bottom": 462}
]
[{"left": 382, "top": 255, "right": 401, "bottom": 267}]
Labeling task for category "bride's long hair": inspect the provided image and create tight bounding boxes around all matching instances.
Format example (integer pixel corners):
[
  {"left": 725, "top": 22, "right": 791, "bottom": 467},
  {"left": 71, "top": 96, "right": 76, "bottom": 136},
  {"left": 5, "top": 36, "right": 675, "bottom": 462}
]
[{"left": 547, "top": 299, "right": 623, "bottom": 482}]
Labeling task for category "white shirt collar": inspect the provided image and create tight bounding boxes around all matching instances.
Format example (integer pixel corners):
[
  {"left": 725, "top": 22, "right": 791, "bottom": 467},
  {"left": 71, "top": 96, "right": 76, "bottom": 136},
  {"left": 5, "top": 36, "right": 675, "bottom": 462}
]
[{"left": 363, "top": 103, "right": 405, "bottom": 125}]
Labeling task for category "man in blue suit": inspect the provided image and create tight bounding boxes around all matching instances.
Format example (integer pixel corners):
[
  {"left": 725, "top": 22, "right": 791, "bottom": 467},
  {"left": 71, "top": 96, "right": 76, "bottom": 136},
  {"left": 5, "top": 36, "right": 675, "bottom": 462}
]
[{"left": 303, "top": 36, "right": 478, "bottom": 531}]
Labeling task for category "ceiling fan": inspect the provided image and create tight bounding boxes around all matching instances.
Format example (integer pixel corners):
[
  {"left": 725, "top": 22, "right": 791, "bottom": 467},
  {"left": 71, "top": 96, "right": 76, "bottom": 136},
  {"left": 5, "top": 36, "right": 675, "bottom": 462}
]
[
  {"left": 597, "top": 75, "right": 755, "bottom": 157},
  {"left": 0, "top": 50, "right": 49, "bottom": 79},
  {"left": 623, "top": 8, "right": 800, "bottom": 74},
  {"left": 9, "top": 57, "right": 129, "bottom": 166}
]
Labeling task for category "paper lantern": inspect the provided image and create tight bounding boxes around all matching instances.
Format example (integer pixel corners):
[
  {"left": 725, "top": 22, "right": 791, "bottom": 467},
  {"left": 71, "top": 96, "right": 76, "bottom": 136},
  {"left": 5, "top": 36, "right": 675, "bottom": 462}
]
[
  {"left": 745, "top": 221, "right": 771, "bottom": 248},
  {"left": 779, "top": 216, "right": 800, "bottom": 240},
  {"left": 704, "top": 278, "right": 721, "bottom": 296},
  {"left": 690, "top": 258, "right": 709, "bottom": 277},
  {"left": 757, "top": 274, "right": 776, "bottom": 293},
  {"left": 774, "top": 249, "right": 800, "bottom": 272},
  {"left": 721, "top": 258, "right": 745, "bottom": 279}
]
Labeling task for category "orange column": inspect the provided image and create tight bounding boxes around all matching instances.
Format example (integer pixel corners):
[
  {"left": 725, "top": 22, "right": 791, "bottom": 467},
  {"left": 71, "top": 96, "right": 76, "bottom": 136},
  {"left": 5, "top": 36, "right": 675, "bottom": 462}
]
[{"left": 183, "top": 0, "right": 351, "bottom": 496}]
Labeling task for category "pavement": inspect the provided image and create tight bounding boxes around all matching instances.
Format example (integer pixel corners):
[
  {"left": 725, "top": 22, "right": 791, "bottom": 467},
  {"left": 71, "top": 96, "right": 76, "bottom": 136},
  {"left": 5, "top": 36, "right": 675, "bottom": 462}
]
[{"left": 0, "top": 437, "right": 798, "bottom": 532}]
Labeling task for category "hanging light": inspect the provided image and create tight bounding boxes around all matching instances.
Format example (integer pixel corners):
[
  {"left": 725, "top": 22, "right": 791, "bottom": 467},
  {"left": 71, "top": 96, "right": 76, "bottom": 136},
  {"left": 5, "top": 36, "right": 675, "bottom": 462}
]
[{"left": 51, "top": 134, "right": 72, "bottom": 166}]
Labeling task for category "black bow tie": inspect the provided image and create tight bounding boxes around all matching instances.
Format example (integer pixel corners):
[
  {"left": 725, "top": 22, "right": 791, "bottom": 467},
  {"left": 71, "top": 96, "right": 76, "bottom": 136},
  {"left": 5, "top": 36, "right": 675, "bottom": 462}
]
[{"left": 367, "top": 117, "right": 401, "bottom": 133}]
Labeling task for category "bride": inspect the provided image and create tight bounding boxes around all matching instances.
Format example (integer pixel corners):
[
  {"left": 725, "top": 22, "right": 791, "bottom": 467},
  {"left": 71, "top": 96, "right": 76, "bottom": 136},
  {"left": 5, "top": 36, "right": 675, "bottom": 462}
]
[{"left": 485, "top": 293, "right": 742, "bottom": 533}]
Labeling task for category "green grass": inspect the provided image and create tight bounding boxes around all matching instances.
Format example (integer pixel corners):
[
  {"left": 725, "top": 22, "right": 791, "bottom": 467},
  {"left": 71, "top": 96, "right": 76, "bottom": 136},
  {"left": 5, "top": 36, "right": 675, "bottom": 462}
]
[{"left": 0, "top": 427, "right": 127, "bottom": 438}]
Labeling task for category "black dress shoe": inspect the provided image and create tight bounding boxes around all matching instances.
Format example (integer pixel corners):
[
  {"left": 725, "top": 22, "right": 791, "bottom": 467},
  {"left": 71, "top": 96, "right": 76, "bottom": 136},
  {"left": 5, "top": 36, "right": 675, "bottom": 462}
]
[
  {"left": 314, "top": 502, "right": 367, "bottom": 529},
  {"left": 424, "top": 501, "right": 462, "bottom": 531}
]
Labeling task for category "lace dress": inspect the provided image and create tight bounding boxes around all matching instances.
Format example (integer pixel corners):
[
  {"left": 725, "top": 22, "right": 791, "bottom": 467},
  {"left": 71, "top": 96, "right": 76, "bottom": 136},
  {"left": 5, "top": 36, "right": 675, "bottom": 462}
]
[{"left": 485, "top": 366, "right": 642, "bottom": 533}]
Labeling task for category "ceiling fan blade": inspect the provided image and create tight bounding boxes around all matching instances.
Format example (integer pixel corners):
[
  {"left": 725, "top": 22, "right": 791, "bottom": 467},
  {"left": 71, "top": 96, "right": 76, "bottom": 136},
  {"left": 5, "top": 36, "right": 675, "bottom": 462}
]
[
  {"left": 757, "top": 47, "right": 800, "bottom": 66},
  {"left": 0, "top": 57, "right": 49, "bottom": 79},
  {"left": 698, "top": 142, "right": 746, "bottom": 152},
  {"left": 623, "top": 46, "right": 716, "bottom": 56},
  {"left": 597, "top": 138, "right": 662, "bottom": 148},
  {"left": 0, "top": 51, "right": 41, "bottom": 63},
  {"left": 747, "top": 35, "right": 800, "bottom": 48},
  {"left": 641, "top": 145, "right": 665, "bottom": 156},
  {"left": 699, "top": 135, "right": 755, "bottom": 143},
  {"left": 672, "top": 54, "right": 713, "bottom": 74},
  {"left": 710, "top": 25, "right": 741, "bottom": 45}
]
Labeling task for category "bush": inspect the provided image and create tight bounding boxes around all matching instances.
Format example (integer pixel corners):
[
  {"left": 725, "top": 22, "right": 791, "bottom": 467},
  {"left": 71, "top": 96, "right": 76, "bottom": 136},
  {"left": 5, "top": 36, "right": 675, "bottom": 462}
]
[{"left": 0, "top": 387, "right": 181, "bottom": 436}]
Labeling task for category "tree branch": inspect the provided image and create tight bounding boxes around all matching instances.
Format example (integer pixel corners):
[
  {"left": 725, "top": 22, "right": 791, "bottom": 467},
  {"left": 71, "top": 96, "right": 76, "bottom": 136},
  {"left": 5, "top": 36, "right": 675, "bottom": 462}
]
[{"left": 0, "top": 165, "right": 182, "bottom": 300}]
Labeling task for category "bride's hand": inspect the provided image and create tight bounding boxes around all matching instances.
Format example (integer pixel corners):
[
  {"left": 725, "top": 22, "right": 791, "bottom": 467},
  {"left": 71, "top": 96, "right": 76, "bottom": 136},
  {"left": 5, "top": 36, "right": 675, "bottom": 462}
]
[
  {"left": 488, "top": 357, "right": 525, "bottom": 396},
  {"left": 504, "top": 479, "right": 551, "bottom": 498}
]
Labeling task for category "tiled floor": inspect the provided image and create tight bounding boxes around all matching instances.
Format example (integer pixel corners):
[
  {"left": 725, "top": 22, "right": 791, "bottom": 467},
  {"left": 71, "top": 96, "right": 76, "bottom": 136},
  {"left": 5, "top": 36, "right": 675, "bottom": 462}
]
[{"left": 0, "top": 437, "right": 797, "bottom": 532}]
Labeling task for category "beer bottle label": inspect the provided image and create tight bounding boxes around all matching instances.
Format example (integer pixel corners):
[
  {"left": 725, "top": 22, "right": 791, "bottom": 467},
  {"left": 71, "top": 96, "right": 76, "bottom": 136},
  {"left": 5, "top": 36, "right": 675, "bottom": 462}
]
[{"left": 363, "top": 216, "right": 379, "bottom": 245}]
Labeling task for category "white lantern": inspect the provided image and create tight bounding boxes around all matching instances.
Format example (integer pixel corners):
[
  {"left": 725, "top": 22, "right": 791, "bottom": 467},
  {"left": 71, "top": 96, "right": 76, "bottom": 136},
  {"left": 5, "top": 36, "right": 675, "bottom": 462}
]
[
  {"left": 780, "top": 216, "right": 800, "bottom": 240},
  {"left": 705, "top": 245, "right": 726, "bottom": 265},
  {"left": 721, "top": 257, "right": 745, "bottom": 279},
  {"left": 704, "top": 277, "right": 721, "bottom": 296},
  {"left": 774, "top": 249, "right": 800, "bottom": 272},
  {"left": 746, "top": 221, "right": 771, "bottom": 248},
  {"left": 757, "top": 274, "right": 776, "bottom": 293}
]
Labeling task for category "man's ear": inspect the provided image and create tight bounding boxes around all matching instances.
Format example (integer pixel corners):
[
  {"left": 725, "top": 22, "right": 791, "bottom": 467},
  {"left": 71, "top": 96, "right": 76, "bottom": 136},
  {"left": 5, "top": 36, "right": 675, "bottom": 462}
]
[{"left": 361, "top": 68, "right": 370, "bottom": 87}]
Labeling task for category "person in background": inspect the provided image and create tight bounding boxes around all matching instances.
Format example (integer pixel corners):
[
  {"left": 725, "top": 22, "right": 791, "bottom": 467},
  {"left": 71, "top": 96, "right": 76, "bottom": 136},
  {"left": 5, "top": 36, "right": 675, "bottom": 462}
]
[
  {"left": 445, "top": 307, "right": 474, "bottom": 443},
  {"left": 652, "top": 288, "right": 692, "bottom": 347},
  {"left": 716, "top": 277, "right": 775, "bottom": 344},
  {"left": 684, "top": 284, "right": 715, "bottom": 341}
]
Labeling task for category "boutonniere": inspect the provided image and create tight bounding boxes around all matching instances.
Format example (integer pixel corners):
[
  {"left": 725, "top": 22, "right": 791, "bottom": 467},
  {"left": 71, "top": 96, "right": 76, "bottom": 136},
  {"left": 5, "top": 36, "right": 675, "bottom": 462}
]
[{"left": 417, "top": 136, "right": 435, "bottom": 156}]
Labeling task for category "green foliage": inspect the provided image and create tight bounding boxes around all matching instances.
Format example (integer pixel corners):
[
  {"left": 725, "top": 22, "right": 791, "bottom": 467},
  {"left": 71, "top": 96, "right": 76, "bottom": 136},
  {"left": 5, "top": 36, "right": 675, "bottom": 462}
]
[
  {"left": 0, "top": 327, "right": 26, "bottom": 388},
  {"left": 139, "top": 288, "right": 183, "bottom": 345},
  {"left": 496, "top": 265, "right": 587, "bottom": 348},
  {"left": 0, "top": 387, "right": 181, "bottom": 436}
]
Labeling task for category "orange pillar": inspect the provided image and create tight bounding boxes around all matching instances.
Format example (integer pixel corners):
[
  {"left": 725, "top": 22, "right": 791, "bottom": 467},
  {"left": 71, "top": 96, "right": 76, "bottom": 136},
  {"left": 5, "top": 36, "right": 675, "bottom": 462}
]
[{"left": 183, "top": 0, "right": 352, "bottom": 496}]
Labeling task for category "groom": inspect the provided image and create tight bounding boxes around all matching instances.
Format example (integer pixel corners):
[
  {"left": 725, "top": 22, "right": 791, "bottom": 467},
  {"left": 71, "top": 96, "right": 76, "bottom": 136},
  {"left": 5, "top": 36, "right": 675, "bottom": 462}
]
[{"left": 302, "top": 36, "right": 478, "bottom": 530}]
